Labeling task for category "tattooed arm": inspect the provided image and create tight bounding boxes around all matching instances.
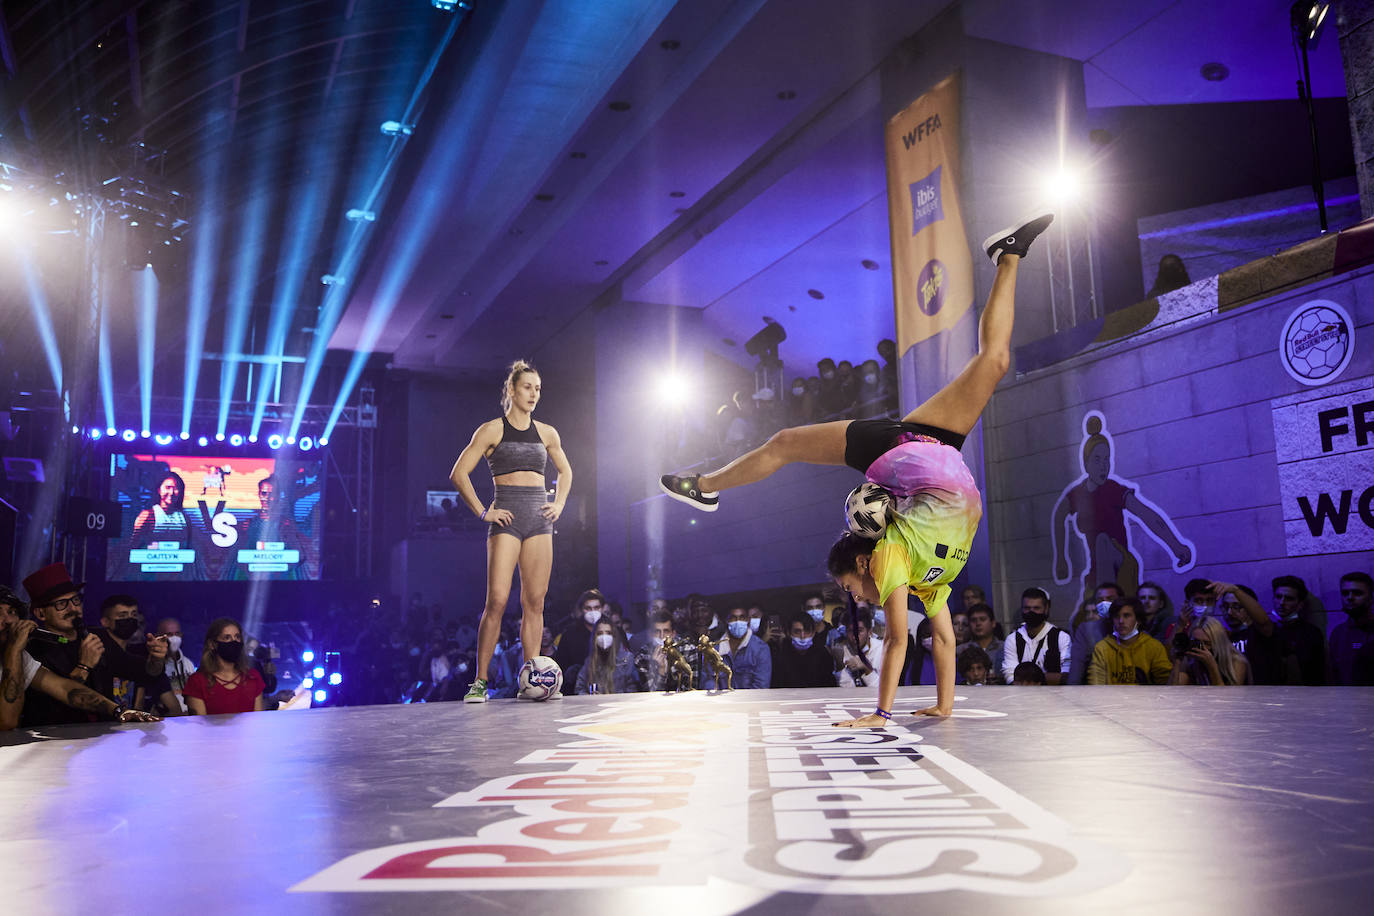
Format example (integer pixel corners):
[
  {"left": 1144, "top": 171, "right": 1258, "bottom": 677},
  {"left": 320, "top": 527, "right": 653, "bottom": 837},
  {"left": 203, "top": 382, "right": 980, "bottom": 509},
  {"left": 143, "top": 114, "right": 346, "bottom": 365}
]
[
  {"left": 30, "top": 667, "right": 119, "bottom": 719},
  {"left": 2, "top": 621, "right": 37, "bottom": 730}
]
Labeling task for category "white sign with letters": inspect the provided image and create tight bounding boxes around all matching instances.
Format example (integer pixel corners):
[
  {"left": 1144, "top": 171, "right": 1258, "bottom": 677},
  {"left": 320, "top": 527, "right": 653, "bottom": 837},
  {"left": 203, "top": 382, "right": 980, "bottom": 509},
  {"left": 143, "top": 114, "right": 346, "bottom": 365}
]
[{"left": 1271, "top": 375, "right": 1374, "bottom": 556}]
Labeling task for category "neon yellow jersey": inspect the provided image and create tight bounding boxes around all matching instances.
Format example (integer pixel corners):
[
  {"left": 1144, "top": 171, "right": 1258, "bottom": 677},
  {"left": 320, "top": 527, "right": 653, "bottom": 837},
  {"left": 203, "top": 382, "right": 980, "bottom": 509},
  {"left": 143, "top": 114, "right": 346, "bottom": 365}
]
[{"left": 867, "top": 440, "right": 983, "bottom": 617}]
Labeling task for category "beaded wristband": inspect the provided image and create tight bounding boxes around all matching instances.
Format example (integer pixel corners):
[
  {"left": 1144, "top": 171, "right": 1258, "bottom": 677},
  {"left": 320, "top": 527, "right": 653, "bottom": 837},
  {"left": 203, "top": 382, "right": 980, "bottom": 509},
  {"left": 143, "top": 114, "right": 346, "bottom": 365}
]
[
  {"left": 874, "top": 708, "right": 892, "bottom": 720},
  {"left": 481, "top": 507, "right": 489, "bottom": 520}
]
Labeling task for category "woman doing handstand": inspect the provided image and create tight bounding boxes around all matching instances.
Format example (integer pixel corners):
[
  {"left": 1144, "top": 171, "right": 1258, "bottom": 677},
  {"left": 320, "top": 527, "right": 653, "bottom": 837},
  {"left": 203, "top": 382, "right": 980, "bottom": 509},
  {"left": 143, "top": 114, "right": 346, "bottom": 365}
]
[{"left": 660, "top": 213, "right": 1053, "bottom": 726}]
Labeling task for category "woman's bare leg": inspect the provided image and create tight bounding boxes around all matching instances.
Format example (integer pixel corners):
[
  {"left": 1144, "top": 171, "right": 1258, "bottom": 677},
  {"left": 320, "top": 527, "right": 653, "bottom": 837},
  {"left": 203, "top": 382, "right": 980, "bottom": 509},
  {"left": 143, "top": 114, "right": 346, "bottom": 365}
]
[
  {"left": 901, "top": 254, "right": 1019, "bottom": 437},
  {"left": 698, "top": 420, "right": 851, "bottom": 492},
  {"left": 474, "top": 534, "right": 521, "bottom": 681}
]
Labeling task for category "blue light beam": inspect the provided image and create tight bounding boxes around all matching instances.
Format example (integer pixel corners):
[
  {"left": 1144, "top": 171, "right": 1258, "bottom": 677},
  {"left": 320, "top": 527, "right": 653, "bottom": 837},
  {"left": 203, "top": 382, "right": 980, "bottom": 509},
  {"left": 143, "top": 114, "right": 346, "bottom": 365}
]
[{"left": 137, "top": 266, "right": 158, "bottom": 440}]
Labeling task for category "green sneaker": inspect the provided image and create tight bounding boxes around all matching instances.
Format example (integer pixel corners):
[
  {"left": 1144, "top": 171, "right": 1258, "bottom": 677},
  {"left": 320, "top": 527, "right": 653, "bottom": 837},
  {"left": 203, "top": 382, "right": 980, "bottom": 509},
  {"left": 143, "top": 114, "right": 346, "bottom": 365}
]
[{"left": 462, "top": 679, "right": 488, "bottom": 703}]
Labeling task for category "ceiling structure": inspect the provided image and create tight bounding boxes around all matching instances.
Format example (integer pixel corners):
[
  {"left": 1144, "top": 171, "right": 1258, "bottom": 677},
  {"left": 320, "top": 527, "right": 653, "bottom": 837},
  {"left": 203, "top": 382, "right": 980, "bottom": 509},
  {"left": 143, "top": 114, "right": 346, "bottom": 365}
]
[{"left": 0, "top": 0, "right": 1355, "bottom": 411}]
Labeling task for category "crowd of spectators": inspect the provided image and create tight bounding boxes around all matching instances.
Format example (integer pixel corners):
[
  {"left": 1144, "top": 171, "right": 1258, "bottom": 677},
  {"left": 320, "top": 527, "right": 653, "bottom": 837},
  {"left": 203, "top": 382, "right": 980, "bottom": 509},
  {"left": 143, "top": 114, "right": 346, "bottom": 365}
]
[
  {"left": 675, "top": 340, "right": 902, "bottom": 469},
  {"left": 5, "top": 560, "right": 1371, "bottom": 732}
]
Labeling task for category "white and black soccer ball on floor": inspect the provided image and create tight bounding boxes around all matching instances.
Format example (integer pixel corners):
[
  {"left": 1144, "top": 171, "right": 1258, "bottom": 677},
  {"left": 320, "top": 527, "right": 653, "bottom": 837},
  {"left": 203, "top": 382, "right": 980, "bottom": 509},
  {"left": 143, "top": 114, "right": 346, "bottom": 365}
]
[
  {"left": 845, "top": 482, "right": 893, "bottom": 537},
  {"left": 518, "top": 655, "right": 563, "bottom": 700}
]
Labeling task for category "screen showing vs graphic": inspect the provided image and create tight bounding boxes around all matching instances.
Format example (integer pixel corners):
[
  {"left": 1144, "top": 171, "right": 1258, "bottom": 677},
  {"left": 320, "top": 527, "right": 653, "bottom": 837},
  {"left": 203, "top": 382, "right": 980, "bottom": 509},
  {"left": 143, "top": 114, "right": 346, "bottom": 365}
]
[{"left": 106, "top": 451, "right": 323, "bottom": 581}]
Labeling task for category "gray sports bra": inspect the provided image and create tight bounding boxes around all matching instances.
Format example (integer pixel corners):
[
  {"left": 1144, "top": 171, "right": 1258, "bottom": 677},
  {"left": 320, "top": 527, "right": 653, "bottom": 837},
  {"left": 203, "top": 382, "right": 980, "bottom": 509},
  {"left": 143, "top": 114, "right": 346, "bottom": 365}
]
[{"left": 486, "top": 416, "right": 547, "bottom": 478}]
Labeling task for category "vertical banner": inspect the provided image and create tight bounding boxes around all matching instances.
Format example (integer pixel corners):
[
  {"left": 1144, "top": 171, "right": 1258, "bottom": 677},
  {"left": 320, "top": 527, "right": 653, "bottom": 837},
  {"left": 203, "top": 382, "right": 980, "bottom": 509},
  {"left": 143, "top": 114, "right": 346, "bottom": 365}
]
[{"left": 884, "top": 73, "right": 974, "bottom": 355}]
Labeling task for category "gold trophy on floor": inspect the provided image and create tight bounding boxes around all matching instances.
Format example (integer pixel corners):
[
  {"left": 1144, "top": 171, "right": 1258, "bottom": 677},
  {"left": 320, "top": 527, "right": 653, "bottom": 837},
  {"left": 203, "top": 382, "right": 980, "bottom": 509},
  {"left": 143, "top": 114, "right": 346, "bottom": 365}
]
[
  {"left": 662, "top": 636, "right": 696, "bottom": 691},
  {"left": 698, "top": 634, "right": 733, "bottom": 691}
]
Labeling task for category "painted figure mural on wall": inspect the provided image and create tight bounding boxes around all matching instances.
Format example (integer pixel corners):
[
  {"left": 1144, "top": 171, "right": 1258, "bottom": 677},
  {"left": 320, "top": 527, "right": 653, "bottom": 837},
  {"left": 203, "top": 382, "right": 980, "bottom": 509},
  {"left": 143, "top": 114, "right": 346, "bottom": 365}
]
[{"left": 1051, "top": 411, "right": 1195, "bottom": 605}]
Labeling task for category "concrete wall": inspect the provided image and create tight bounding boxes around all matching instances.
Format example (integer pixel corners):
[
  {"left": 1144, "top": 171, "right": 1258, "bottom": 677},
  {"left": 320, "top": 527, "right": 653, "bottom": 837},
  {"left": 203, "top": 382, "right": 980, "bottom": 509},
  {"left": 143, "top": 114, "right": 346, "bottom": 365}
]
[{"left": 984, "top": 264, "right": 1374, "bottom": 629}]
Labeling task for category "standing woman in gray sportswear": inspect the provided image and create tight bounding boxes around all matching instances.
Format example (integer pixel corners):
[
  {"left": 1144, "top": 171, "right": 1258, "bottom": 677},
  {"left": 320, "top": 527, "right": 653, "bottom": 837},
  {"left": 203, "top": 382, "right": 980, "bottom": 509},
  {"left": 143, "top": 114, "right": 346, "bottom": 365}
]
[{"left": 449, "top": 360, "right": 572, "bottom": 702}]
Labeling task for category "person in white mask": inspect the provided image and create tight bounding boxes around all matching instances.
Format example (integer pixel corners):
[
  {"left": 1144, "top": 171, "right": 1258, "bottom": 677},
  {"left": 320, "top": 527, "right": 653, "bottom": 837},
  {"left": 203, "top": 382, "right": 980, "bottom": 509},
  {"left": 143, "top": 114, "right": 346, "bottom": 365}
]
[
  {"left": 152, "top": 617, "right": 193, "bottom": 714},
  {"left": 553, "top": 589, "right": 607, "bottom": 676},
  {"left": 1086, "top": 597, "right": 1171, "bottom": 685},
  {"left": 575, "top": 620, "right": 636, "bottom": 694}
]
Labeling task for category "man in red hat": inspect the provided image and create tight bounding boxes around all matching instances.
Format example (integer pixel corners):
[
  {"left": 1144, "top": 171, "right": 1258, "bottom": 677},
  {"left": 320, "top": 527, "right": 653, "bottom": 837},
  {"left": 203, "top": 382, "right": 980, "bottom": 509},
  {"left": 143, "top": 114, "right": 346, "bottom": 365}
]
[
  {"left": 2, "top": 585, "right": 158, "bottom": 729},
  {"left": 20, "top": 562, "right": 166, "bottom": 726}
]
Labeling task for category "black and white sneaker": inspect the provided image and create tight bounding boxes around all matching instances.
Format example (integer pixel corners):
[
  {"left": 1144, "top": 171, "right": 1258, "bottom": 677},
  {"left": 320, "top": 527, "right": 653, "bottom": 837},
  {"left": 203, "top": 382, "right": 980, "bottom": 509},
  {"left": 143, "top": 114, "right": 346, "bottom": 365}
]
[
  {"left": 982, "top": 212, "right": 1054, "bottom": 264},
  {"left": 660, "top": 474, "right": 719, "bottom": 512}
]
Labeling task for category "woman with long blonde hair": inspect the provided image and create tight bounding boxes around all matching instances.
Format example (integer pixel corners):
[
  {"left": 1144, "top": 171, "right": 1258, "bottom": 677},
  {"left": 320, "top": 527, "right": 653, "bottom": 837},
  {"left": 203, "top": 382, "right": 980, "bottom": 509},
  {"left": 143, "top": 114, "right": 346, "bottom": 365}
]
[
  {"left": 450, "top": 360, "right": 572, "bottom": 702},
  {"left": 1169, "top": 616, "right": 1252, "bottom": 685}
]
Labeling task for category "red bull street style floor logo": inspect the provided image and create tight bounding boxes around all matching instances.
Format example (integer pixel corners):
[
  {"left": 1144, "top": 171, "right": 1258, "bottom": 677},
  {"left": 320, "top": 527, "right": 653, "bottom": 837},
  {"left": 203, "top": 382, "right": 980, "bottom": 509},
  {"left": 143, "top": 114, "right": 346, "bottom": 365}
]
[{"left": 293, "top": 697, "right": 1128, "bottom": 897}]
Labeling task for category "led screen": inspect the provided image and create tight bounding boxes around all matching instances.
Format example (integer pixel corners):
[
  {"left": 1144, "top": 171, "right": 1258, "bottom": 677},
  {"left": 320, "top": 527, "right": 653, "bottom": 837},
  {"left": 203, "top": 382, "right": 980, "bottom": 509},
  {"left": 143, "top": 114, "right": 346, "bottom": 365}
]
[{"left": 107, "top": 452, "right": 323, "bottom": 581}]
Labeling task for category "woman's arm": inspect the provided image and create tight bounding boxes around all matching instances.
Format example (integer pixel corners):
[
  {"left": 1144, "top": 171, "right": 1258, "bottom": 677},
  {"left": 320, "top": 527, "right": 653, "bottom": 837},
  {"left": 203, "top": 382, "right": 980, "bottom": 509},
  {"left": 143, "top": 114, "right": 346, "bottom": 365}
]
[
  {"left": 187, "top": 696, "right": 207, "bottom": 715},
  {"left": 448, "top": 421, "right": 502, "bottom": 518},
  {"left": 834, "top": 586, "right": 910, "bottom": 727},
  {"left": 539, "top": 423, "right": 572, "bottom": 522},
  {"left": 913, "top": 607, "right": 955, "bottom": 717}
]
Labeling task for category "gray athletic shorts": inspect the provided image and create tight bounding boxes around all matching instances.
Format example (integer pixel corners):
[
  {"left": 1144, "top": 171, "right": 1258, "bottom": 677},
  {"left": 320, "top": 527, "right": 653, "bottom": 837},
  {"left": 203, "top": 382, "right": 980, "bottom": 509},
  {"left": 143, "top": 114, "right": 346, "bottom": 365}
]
[{"left": 488, "top": 484, "right": 553, "bottom": 540}]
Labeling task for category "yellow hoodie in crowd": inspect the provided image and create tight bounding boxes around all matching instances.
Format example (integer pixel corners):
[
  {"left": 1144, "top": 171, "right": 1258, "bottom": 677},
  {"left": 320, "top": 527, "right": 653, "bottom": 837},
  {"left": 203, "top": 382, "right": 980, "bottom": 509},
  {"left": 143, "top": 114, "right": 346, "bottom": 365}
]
[{"left": 1087, "top": 632, "right": 1172, "bottom": 685}]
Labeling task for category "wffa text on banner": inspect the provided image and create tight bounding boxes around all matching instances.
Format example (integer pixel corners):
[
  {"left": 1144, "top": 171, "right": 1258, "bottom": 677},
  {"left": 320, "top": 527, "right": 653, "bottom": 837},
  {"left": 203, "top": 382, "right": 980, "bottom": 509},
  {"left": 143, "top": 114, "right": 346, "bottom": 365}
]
[{"left": 883, "top": 73, "right": 974, "bottom": 354}]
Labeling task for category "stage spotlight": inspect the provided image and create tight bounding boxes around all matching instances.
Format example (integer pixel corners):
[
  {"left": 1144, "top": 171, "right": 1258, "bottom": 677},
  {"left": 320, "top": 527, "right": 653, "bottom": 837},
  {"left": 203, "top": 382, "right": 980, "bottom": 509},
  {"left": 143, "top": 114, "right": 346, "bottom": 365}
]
[
  {"left": 121, "top": 429, "right": 137, "bottom": 442},
  {"left": 432, "top": 0, "right": 471, "bottom": 10},
  {"left": 106, "top": 427, "right": 117, "bottom": 437},
  {"left": 654, "top": 372, "right": 692, "bottom": 407},
  {"left": 321, "top": 274, "right": 346, "bottom": 286},
  {"left": 89, "top": 428, "right": 103, "bottom": 440},
  {"left": 71, "top": 425, "right": 79, "bottom": 434},
  {"left": 301, "top": 677, "right": 314, "bottom": 689},
  {"left": 267, "top": 434, "right": 284, "bottom": 450},
  {"left": 215, "top": 432, "right": 225, "bottom": 442},
  {"left": 313, "top": 666, "right": 325, "bottom": 679},
  {"left": 301, "top": 650, "right": 315, "bottom": 664},
  {"left": 140, "top": 430, "right": 151, "bottom": 438},
  {"left": 299, "top": 436, "right": 313, "bottom": 451},
  {"left": 318, "top": 437, "right": 329, "bottom": 447},
  {"left": 314, "top": 689, "right": 327, "bottom": 704},
  {"left": 285, "top": 436, "right": 296, "bottom": 446},
  {"left": 248, "top": 434, "right": 258, "bottom": 443},
  {"left": 197, "top": 436, "right": 209, "bottom": 447},
  {"left": 154, "top": 434, "right": 173, "bottom": 445},
  {"left": 1291, "top": 1, "right": 1330, "bottom": 43},
  {"left": 345, "top": 209, "right": 376, "bottom": 223},
  {"left": 229, "top": 433, "right": 244, "bottom": 446},
  {"left": 328, "top": 672, "right": 342, "bottom": 686},
  {"left": 380, "top": 120, "right": 414, "bottom": 137},
  {"left": 179, "top": 431, "right": 190, "bottom": 440},
  {"left": 1044, "top": 168, "right": 1082, "bottom": 203}
]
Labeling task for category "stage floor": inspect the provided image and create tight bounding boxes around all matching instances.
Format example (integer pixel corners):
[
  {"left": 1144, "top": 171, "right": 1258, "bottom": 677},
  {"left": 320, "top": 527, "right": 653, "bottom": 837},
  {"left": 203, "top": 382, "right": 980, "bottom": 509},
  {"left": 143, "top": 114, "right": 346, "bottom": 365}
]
[{"left": 3, "top": 686, "right": 1372, "bottom": 914}]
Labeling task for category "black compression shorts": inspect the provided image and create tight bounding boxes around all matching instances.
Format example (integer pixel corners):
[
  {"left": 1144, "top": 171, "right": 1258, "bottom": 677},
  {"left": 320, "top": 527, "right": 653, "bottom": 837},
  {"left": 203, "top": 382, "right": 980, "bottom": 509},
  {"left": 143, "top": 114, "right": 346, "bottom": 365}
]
[{"left": 843, "top": 418, "right": 965, "bottom": 474}]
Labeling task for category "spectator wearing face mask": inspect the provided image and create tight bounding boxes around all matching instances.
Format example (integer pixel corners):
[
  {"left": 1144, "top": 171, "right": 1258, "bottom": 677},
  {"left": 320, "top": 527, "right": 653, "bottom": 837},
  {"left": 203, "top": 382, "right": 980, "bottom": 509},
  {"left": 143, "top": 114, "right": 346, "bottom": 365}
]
[
  {"left": 801, "top": 593, "right": 829, "bottom": 643},
  {"left": 770, "top": 611, "right": 836, "bottom": 688},
  {"left": 816, "top": 358, "right": 846, "bottom": 416},
  {"left": 576, "top": 621, "right": 637, "bottom": 694},
  {"left": 854, "top": 360, "right": 884, "bottom": 417},
  {"left": 786, "top": 378, "right": 811, "bottom": 427},
  {"left": 153, "top": 618, "right": 196, "bottom": 713},
  {"left": 183, "top": 618, "right": 266, "bottom": 714},
  {"left": 1165, "top": 578, "right": 1218, "bottom": 649},
  {"left": 1067, "top": 582, "right": 1124, "bottom": 685},
  {"left": 97, "top": 594, "right": 176, "bottom": 714},
  {"left": 1087, "top": 597, "right": 1171, "bottom": 685},
  {"left": 554, "top": 589, "right": 607, "bottom": 679},
  {"left": 1003, "top": 587, "right": 1070, "bottom": 684},
  {"left": 701, "top": 606, "right": 771, "bottom": 690}
]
